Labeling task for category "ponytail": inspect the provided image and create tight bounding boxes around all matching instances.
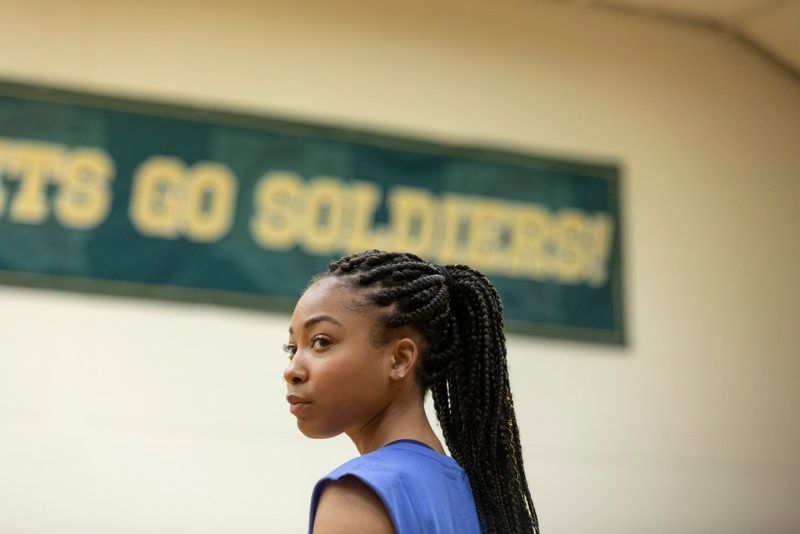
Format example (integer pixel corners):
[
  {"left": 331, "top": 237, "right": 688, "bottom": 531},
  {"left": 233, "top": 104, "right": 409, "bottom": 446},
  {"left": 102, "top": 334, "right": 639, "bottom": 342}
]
[{"left": 327, "top": 250, "right": 540, "bottom": 534}]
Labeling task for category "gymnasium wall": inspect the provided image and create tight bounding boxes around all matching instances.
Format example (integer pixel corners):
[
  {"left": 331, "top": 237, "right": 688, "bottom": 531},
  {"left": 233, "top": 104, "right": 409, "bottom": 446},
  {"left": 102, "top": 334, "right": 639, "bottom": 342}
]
[{"left": 1, "top": 0, "right": 798, "bottom": 532}]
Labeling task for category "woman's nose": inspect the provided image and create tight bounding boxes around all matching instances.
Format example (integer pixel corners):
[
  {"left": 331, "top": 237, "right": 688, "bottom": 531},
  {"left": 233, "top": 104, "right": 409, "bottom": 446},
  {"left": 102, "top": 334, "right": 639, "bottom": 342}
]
[{"left": 283, "top": 356, "right": 308, "bottom": 385}]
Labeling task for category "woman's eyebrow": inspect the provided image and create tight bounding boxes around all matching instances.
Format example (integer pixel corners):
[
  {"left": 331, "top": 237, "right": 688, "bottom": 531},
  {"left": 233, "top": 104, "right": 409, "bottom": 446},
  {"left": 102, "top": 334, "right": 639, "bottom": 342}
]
[{"left": 288, "top": 314, "right": 343, "bottom": 334}]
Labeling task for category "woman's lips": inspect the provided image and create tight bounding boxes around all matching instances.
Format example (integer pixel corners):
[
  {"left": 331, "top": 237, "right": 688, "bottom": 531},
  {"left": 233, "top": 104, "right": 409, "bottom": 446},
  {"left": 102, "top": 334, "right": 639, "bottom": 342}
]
[
  {"left": 286, "top": 393, "right": 311, "bottom": 415},
  {"left": 289, "top": 401, "right": 311, "bottom": 415}
]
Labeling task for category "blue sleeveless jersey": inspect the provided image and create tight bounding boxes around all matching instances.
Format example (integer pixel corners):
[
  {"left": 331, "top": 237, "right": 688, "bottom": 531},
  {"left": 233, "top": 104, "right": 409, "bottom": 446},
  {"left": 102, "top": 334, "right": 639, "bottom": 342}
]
[{"left": 308, "top": 440, "right": 481, "bottom": 534}]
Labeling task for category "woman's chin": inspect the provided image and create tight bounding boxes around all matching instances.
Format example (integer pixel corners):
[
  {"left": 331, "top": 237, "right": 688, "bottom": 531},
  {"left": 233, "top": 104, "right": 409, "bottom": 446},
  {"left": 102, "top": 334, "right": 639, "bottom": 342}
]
[{"left": 296, "top": 420, "right": 340, "bottom": 439}]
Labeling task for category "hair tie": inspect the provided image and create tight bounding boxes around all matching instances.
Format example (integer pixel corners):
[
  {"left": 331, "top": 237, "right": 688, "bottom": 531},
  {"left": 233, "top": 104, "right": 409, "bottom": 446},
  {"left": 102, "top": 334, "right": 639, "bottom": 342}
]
[{"left": 435, "top": 264, "right": 453, "bottom": 287}]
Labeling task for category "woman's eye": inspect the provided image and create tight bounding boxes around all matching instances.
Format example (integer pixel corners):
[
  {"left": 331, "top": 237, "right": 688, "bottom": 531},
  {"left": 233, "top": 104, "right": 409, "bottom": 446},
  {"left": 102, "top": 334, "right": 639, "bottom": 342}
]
[
  {"left": 282, "top": 343, "right": 297, "bottom": 359},
  {"left": 311, "top": 336, "right": 331, "bottom": 350}
]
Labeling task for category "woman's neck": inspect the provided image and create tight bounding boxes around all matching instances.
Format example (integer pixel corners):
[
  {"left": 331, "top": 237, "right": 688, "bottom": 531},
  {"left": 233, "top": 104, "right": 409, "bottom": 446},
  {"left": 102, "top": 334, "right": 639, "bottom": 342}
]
[{"left": 346, "top": 394, "right": 445, "bottom": 456}]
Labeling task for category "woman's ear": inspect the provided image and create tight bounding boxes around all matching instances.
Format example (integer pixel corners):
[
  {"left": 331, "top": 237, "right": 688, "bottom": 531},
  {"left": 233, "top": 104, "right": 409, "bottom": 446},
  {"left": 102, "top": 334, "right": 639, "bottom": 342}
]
[{"left": 390, "top": 337, "right": 418, "bottom": 381}]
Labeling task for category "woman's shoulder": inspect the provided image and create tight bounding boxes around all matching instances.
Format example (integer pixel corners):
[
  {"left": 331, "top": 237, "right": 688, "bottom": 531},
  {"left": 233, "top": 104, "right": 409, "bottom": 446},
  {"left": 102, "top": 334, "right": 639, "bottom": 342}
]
[
  {"left": 309, "top": 448, "right": 406, "bottom": 534},
  {"left": 310, "top": 441, "right": 480, "bottom": 534},
  {"left": 312, "top": 476, "right": 394, "bottom": 534}
]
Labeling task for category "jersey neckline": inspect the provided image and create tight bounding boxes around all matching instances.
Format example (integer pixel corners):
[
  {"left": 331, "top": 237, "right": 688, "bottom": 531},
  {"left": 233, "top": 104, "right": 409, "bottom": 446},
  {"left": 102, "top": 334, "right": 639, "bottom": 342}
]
[{"left": 384, "top": 438, "right": 435, "bottom": 450}]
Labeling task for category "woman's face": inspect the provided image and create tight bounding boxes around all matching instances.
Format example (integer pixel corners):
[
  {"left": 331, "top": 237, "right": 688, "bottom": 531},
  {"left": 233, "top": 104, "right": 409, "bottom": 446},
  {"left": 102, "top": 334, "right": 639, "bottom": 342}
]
[{"left": 283, "top": 277, "right": 395, "bottom": 439}]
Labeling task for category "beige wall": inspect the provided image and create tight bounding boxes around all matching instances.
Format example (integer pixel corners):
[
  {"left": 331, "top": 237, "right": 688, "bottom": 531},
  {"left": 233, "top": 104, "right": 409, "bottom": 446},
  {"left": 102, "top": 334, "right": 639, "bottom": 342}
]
[{"left": 1, "top": 0, "right": 798, "bottom": 532}]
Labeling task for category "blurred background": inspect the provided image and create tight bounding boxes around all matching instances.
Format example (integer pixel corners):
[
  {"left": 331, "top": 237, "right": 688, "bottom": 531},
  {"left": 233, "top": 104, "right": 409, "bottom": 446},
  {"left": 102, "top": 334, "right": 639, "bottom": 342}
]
[{"left": 1, "top": 0, "right": 799, "bottom": 533}]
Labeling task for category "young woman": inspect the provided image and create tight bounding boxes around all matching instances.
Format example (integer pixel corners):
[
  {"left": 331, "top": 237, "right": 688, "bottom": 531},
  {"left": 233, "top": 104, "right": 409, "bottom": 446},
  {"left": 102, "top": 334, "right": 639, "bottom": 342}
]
[{"left": 284, "top": 250, "right": 540, "bottom": 534}]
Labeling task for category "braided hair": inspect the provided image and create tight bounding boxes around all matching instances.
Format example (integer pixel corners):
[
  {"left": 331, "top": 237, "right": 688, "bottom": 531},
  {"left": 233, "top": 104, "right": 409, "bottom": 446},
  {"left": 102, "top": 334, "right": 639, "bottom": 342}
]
[{"left": 321, "top": 249, "right": 540, "bottom": 534}]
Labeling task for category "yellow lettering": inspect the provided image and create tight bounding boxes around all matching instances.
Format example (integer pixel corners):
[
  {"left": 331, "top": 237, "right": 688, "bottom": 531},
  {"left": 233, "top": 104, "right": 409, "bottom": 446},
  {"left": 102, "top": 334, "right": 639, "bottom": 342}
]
[
  {"left": 182, "top": 162, "right": 237, "bottom": 243},
  {"left": 552, "top": 209, "right": 591, "bottom": 284},
  {"left": 435, "top": 194, "right": 470, "bottom": 265},
  {"left": 586, "top": 213, "right": 615, "bottom": 287},
  {"left": 511, "top": 203, "right": 552, "bottom": 280},
  {"left": 466, "top": 198, "right": 514, "bottom": 271},
  {"left": 250, "top": 171, "right": 302, "bottom": 250},
  {"left": 344, "top": 181, "right": 382, "bottom": 253},
  {"left": 5, "top": 142, "right": 63, "bottom": 224},
  {"left": 302, "top": 178, "right": 345, "bottom": 254},
  {"left": 388, "top": 187, "right": 436, "bottom": 256},
  {"left": 55, "top": 148, "right": 115, "bottom": 229},
  {"left": 129, "top": 156, "right": 184, "bottom": 239}
]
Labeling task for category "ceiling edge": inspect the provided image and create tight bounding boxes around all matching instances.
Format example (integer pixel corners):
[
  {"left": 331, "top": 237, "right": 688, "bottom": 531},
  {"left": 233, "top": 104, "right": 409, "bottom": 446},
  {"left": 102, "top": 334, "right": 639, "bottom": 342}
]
[{"left": 545, "top": 0, "right": 800, "bottom": 85}]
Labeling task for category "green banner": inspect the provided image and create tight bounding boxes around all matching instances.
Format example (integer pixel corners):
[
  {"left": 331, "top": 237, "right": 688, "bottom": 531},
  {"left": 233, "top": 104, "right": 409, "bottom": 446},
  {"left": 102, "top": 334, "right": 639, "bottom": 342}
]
[{"left": 0, "top": 80, "right": 625, "bottom": 344}]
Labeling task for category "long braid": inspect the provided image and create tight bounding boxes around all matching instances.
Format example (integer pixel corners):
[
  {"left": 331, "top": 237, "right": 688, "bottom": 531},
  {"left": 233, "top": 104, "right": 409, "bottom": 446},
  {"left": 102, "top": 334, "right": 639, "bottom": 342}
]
[{"left": 325, "top": 249, "right": 540, "bottom": 534}]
